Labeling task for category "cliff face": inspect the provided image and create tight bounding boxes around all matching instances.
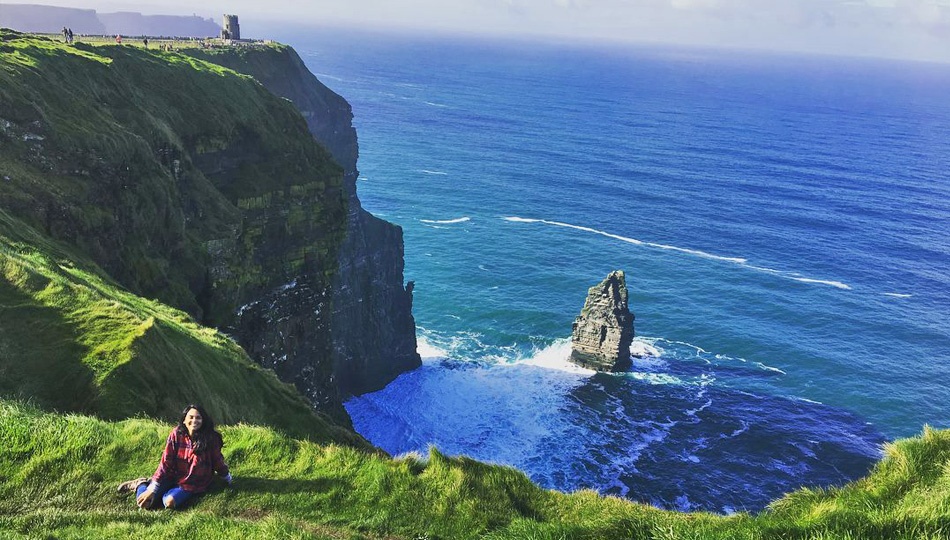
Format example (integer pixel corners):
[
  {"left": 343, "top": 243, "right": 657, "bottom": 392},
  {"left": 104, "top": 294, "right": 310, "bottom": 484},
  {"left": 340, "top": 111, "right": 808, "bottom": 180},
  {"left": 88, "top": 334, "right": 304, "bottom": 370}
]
[
  {"left": 570, "top": 271, "right": 635, "bottom": 372},
  {"left": 0, "top": 33, "right": 418, "bottom": 427},
  {"left": 0, "top": 34, "right": 353, "bottom": 421},
  {"left": 187, "top": 46, "right": 421, "bottom": 396}
]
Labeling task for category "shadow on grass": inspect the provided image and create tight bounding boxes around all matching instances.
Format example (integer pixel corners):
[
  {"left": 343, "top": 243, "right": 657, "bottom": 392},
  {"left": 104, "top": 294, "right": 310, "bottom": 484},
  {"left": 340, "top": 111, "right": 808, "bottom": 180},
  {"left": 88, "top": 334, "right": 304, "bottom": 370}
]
[
  {"left": 227, "top": 476, "right": 340, "bottom": 496},
  {"left": 0, "top": 278, "right": 97, "bottom": 413}
]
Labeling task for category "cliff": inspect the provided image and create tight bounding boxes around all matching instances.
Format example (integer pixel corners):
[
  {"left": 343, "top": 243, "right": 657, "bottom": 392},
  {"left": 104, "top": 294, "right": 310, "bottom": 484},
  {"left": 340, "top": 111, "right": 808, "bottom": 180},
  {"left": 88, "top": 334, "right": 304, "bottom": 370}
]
[
  {"left": 0, "top": 32, "right": 372, "bottom": 422},
  {"left": 570, "top": 270, "right": 635, "bottom": 371},
  {"left": 184, "top": 45, "right": 422, "bottom": 396},
  {"left": 0, "top": 4, "right": 219, "bottom": 37}
]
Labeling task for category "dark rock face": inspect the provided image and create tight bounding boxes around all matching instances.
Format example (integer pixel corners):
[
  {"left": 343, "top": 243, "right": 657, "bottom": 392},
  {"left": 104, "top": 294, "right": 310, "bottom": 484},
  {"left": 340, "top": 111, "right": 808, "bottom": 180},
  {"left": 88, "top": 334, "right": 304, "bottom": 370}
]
[
  {"left": 189, "top": 47, "right": 421, "bottom": 397},
  {"left": 570, "top": 271, "right": 635, "bottom": 372}
]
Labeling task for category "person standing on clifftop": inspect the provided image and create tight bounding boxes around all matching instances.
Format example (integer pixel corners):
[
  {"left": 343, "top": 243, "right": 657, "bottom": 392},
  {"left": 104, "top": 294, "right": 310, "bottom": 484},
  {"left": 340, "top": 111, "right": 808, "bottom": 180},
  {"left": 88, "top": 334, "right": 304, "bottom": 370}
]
[{"left": 119, "top": 404, "right": 232, "bottom": 510}]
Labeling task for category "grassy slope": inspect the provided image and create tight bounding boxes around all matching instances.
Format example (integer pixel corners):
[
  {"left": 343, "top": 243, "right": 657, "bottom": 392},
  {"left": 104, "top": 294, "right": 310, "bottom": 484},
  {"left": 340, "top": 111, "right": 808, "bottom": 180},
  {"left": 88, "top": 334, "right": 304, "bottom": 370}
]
[
  {"left": 0, "top": 207, "right": 361, "bottom": 446},
  {"left": 1, "top": 403, "right": 949, "bottom": 539}
]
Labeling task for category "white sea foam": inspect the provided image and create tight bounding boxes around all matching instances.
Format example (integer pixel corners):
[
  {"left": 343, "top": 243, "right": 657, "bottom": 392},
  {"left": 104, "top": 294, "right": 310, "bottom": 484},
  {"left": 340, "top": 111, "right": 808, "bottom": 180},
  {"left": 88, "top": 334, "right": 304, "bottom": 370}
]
[
  {"left": 628, "top": 372, "right": 684, "bottom": 385},
  {"left": 416, "top": 336, "right": 449, "bottom": 360},
  {"left": 684, "top": 399, "right": 713, "bottom": 417},
  {"left": 278, "top": 279, "right": 297, "bottom": 292},
  {"left": 503, "top": 217, "right": 746, "bottom": 263},
  {"left": 515, "top": 339, "right": 595, "bottom": 375},
  {"left": 883, "top": 292, "right": 913, "bottom": 298},
  {"left": 346, "top": 338, "right": 594, "bottom": 473},
  {"left": 631, "top": 355, "right": 669, "bottom": 372},
  {"left": 424, "top": 101, "right": 449, "bottom": 108},
  {"left": 504, "top": 216, "right": 852, "bottom": 291},
  {"left": 790, "top": 277, "right": 851, "bottom": 290},
  {"left": 313, "top": 72, "right": 346, "bottom": 82},
  {"left": 754, "top": 362, "right": 787, "bottom": 375},
  {"left": 419, "top": 169, "right": 449, "bottom": 175},
  {"left": 420, "top": 217, "right": 470, "bottom": 224},
  {"left": 658, "top": 338, "right": 710, "bottom": 357},
  {"left": 630, "top": 339, "right": 662, "bottom": 358}
]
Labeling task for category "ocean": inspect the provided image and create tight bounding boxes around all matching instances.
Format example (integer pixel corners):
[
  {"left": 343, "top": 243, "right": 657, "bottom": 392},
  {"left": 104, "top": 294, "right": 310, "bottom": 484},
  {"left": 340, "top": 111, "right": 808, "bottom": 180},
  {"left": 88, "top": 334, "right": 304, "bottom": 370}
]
[{"left": 285, "top": 28, "right": 950, "bottom": 513}]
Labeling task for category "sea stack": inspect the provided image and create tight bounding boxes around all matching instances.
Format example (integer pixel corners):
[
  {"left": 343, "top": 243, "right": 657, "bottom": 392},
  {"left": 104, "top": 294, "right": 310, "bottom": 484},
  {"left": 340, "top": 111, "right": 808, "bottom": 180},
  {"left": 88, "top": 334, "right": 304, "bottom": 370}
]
[{"left": 569, "top": 270, "right": 635, "bottom": 372}]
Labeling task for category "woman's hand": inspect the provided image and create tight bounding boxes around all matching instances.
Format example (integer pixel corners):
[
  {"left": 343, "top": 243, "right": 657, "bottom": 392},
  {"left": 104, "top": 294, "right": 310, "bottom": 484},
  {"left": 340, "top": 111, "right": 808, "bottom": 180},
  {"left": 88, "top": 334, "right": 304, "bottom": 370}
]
[{"left": 136, "top": 488, "right": 156, "bottom": 508}]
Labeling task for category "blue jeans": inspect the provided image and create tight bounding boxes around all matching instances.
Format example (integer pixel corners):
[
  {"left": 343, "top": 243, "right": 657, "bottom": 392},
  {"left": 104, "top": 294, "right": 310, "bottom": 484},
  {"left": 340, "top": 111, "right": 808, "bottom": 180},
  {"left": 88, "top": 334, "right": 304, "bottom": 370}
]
[{"left": 135, "top": 481, "right": 195, "bottom": 509}]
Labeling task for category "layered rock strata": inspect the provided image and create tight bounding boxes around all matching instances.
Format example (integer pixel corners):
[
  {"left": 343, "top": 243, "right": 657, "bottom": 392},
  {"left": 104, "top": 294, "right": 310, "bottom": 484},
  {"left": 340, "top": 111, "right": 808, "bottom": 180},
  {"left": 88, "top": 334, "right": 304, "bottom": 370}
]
[
  {"left": 1, "top": 38, "right": 419, "bottom": 426},
  {"left": 187, "top": 46, "right": 421, "bottom": 397},
  {"left": 570, "top": 271, "right": 635, "bottom": 371}
]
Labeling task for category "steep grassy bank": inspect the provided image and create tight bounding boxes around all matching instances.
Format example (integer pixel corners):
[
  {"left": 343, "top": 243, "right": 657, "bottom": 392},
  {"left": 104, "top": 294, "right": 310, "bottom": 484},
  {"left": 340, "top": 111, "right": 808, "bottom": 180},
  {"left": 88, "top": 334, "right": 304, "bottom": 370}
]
[
  {"left": 0, "top": 208, "right": 361, "bottom": 445},
  {"left": 1, "top": 403, "right": 949, "bottom": 539}
]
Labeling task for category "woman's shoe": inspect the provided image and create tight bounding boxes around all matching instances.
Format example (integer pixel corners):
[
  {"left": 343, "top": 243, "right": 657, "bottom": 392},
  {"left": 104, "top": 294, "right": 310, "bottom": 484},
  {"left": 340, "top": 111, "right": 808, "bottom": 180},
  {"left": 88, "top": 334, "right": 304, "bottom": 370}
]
[{"left": 117, "top": 477, "right": 150, "bottom": 493}]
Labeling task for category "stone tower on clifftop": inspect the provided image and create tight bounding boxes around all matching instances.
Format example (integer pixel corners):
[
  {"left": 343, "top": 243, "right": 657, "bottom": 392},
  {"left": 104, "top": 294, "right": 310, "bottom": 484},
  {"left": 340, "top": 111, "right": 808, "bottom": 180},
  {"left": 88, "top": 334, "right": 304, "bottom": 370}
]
[{"left": 222, "top": 14, "right": 240, "bottom": 40}]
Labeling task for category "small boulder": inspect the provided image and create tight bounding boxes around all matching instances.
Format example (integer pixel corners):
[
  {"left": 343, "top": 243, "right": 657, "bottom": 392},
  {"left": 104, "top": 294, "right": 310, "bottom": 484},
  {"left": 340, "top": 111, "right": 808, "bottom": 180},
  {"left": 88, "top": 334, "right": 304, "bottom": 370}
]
[{"left": 569, "top": 270, "right": 635, "bottom": 371}]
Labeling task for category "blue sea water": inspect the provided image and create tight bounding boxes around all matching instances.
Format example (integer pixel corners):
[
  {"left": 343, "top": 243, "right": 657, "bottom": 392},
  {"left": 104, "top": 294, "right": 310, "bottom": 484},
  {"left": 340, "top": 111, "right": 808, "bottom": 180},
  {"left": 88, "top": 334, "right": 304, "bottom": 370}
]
[{"left": 287, "top": 28, "right": 950, "bottom": 512}]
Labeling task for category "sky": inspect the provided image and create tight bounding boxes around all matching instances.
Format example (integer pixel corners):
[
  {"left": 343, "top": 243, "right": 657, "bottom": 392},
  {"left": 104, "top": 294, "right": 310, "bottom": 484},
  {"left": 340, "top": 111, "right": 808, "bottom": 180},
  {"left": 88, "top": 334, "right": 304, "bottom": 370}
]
[{"left": 24, "top": 1, "right": 950, "bottom": 62}]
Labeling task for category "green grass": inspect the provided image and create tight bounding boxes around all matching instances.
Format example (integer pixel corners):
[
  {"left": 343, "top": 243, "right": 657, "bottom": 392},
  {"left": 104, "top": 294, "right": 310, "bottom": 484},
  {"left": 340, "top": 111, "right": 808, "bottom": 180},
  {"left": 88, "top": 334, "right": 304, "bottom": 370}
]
[
  {"left": 0, "top": 29, "right": 346, "bottom": 323},
  {"left": 1, "top": 403, "right": 950, "bottom": 539},
  {"left": 0, "top": 208, "right": 360, "bottom": 445}
]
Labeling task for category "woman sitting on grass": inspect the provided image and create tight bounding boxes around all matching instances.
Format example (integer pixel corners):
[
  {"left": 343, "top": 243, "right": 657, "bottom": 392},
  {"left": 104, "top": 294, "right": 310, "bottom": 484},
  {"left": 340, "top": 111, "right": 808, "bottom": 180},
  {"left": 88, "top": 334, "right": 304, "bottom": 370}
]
[{"left": 132, "top": 404, "right": 232, "bottom": 510}]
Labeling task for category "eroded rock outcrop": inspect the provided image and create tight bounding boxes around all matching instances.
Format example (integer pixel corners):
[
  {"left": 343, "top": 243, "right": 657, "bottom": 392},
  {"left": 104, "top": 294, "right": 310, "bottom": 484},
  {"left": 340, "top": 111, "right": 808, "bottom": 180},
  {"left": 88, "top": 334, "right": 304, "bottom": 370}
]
[
  {"left": 570, "top": 271, "right": 635, "bottom": 372},
  {"left": 271, "top": 47, "right": 422, "bottom": 396},
  {"left": 188, "top": 46, "right": 421, "bottom": 397}
]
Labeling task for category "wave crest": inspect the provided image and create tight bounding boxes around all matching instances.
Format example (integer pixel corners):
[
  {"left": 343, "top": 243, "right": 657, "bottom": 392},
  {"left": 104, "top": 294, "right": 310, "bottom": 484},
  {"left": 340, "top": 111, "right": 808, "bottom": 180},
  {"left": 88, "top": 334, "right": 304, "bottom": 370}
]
[
  {"left": 420, "top": 217, "right": 470, "bottom": 224},
  {"left": 504, "top": 216, "right": 852, "bottom": 291}
]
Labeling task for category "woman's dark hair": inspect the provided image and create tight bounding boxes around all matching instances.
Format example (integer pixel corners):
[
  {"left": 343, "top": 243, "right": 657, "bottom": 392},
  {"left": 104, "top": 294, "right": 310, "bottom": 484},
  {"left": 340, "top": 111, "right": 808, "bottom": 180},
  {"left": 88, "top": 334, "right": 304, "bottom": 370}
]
[{"left": 176, "top": 404, "right": 223, "bottom": 454}]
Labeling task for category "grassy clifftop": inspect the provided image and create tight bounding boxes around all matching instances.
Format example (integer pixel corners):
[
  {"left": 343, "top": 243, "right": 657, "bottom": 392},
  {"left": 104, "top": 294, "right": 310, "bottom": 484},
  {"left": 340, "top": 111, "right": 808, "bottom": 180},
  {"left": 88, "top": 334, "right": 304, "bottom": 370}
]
[{"left": 2, "top": 402, "right": 949, "bottom": 539}]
